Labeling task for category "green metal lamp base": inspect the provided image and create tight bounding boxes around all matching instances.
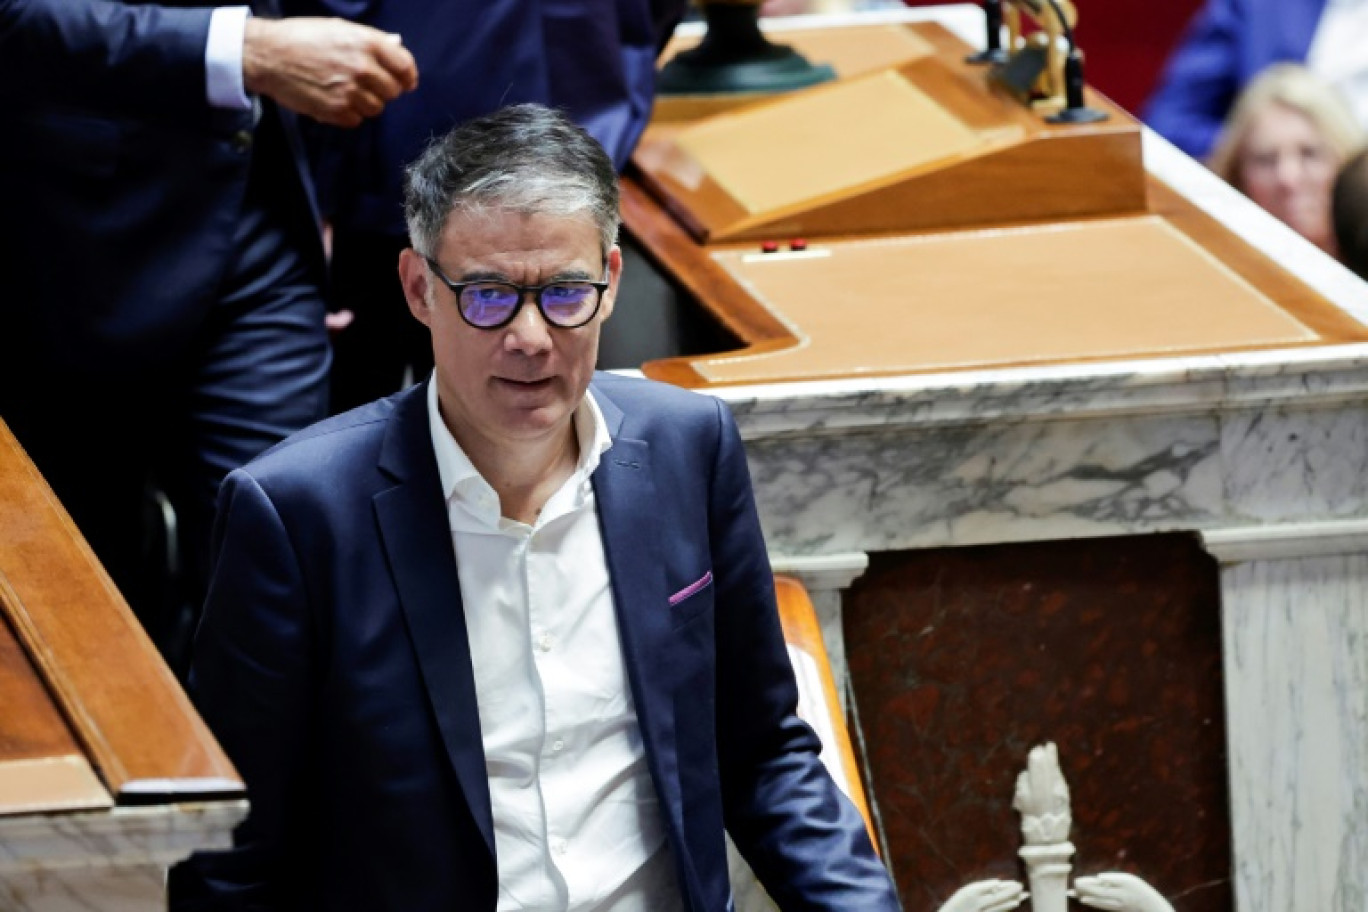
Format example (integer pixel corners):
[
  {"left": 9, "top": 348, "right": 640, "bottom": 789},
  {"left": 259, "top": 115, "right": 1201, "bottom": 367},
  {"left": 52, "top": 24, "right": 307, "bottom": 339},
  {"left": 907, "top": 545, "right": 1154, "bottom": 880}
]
[
  {"left": 658, "top": 4, "right": 835, "bottom": 96},
  {"left": 659, "top": 50, "right": 835, "bottom": 95}
]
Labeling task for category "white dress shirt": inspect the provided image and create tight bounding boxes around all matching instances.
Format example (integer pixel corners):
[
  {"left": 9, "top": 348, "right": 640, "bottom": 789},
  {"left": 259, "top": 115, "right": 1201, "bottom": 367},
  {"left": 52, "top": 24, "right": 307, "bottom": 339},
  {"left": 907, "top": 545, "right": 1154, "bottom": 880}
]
[
  {"left": 205, "top": 6, "right": 251, "bottom": 110},
  {"left": 1308, "top": 0, "right": 1368, "bottom": 130},
  {"left": 427, "top": 380, "right": 685, "bottom": 912}
]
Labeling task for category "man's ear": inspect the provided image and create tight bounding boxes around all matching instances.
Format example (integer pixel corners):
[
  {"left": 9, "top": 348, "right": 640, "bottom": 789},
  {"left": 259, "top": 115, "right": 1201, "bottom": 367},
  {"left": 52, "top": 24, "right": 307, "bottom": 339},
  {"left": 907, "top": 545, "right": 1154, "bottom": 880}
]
[
  {"left": 599, "top": 244, "right": 623, "bottom": 323},
  {"left": 398, "top": 248, "right": 434, "bottom": 327}
]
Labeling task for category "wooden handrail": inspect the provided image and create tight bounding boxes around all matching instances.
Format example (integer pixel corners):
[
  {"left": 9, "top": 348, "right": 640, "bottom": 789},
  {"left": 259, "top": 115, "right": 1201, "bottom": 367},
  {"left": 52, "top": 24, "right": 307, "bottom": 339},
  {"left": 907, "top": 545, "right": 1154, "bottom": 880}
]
[
  {"left": 773, "top": 574, "right": 877, "bottom": 850},
  {"left": 0, "top": 420, "right": 241, "bottom": 800}
]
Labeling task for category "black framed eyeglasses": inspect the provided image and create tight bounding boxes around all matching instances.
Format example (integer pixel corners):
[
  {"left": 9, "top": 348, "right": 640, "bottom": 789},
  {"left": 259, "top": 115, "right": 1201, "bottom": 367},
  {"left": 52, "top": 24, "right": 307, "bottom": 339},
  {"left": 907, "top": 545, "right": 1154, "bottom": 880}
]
[{"left": 424, "top": 256, "right": 609, "bottom": 330}]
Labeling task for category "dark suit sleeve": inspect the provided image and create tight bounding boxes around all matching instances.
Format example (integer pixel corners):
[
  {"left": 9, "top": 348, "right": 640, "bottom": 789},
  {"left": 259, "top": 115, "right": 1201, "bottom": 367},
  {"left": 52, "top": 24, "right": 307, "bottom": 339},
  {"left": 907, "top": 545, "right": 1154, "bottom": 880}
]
[
  {"left": 169, "top": 469, "right": 316, "bottom": 910},
  {"left": 0, "top": 0, "right": 213, "bottom": 115},
  {"left": 1142, "top": 0, "right": 1243, "bottom": 161},
  {"left": 707, "top": 398, "right": 899, "bottom": 910}
]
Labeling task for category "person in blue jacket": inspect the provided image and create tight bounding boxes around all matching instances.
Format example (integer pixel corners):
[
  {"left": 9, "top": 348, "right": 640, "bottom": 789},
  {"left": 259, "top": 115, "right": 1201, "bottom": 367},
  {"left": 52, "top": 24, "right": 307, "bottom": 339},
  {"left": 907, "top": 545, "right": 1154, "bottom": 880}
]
[
  {"left": 0, "top": 0, "right": 416, "bottom": 659},
  {"left": 1144, "top": 0, "right": 1329, "bottom": 160},
  {"left": 170, "top": 104, "right": 900, "bottom": 911}
]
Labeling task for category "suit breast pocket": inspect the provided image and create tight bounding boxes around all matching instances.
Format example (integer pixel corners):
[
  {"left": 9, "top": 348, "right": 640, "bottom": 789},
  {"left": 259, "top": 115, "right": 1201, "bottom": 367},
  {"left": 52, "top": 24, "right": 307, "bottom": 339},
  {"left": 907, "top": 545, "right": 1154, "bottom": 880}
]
[{"left": 669, "top": 570, "right": 714, "bottom": 629}]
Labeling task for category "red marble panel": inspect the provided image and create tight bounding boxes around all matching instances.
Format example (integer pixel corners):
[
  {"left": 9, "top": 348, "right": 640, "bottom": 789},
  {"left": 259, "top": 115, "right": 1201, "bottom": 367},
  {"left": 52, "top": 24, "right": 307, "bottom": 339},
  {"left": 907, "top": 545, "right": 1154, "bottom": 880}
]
[{"left": 845, "top": 533, "right": 1231, "bottom": 912}]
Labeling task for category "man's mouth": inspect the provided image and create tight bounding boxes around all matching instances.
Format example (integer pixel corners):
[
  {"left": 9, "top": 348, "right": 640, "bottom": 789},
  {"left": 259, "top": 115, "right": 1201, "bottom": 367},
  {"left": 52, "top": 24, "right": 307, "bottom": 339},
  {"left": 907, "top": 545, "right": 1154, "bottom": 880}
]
[{"left": 496, "top": 376, "right": 553, "bottom": 389}]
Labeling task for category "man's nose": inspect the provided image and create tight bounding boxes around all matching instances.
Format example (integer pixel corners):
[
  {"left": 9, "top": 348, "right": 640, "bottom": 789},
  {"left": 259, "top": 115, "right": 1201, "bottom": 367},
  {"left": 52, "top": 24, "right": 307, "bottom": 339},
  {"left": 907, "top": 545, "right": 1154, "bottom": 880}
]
[{"left": 503, "top": 296, "right": 553, "bottom": 353}]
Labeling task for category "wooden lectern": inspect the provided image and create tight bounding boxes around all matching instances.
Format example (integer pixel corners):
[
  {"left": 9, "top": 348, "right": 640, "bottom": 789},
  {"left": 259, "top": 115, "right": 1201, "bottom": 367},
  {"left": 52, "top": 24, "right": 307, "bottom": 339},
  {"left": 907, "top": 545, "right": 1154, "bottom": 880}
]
[{"left": 0, "top": 421, "right": 244, "bottom": 911}]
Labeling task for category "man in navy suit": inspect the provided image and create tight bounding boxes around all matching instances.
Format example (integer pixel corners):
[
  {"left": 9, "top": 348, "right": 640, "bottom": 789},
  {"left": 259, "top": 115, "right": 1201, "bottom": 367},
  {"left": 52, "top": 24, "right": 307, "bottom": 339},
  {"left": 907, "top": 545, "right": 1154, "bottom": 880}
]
[
  {"left": 0, "top": 0, "right": 416, "bottom": 658},
  {"left": 171, "top": 104, "right": 899, "bottom": 910}
]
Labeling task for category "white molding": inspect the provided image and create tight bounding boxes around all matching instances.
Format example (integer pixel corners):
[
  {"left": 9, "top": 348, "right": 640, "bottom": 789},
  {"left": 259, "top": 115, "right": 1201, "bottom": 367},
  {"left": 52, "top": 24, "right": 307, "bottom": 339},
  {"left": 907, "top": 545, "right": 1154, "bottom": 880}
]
[
  {"left": 1201, "top": 519, "right": 1368, "bottom": 563},
  {"left": 769, "top": 552, "right": 869, "bottom": 592},
  {"left": 0, "top": 802, "right": 247, "bottom": 871}
]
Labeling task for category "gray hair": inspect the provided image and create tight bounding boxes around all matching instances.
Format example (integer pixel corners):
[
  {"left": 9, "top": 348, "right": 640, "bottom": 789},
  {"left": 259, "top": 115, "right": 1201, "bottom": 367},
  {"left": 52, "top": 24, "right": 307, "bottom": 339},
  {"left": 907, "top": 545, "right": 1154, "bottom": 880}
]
[{"left": 403, "top": 104, "right": 621, "bottom": 259}]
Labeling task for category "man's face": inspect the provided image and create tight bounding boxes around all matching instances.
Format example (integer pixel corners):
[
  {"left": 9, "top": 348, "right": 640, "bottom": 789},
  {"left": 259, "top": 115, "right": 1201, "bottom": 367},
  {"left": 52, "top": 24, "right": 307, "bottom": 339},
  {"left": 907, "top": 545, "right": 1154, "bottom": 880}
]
[{"left": 399, "top": 208, "right": 620, "bottom": 458}]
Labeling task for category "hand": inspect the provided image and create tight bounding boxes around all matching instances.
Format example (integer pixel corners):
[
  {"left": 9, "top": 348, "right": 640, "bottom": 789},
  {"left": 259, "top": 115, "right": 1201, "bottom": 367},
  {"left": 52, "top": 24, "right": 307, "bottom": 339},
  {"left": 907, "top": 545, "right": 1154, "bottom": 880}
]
[
  {"left": 937, "top": 880, "right": 1027, "bottom": 912},
  {"left": 1075, "top": 873, "right": 1175, "bottom": 912},
  {"left": 243, "top": 17, "right": 418, "bottom": 127}
]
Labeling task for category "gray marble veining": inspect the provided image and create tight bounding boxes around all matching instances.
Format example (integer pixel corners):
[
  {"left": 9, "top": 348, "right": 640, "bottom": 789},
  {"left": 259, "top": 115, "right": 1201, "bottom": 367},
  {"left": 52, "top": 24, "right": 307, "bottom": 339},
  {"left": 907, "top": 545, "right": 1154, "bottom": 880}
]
[{"left": 1221, "top": 556, "right": 1368, "bottom": 912}]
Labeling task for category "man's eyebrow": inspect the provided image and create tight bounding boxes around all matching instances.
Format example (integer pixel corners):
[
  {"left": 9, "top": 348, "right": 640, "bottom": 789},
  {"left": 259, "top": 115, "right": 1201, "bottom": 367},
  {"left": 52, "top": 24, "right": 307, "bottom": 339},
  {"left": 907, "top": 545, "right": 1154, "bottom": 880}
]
[
  {"left": 457, "top": 268, "right": 598, "bottom": 283},
  {"left": 547, "top": 268, "right": 596, "bottom": 281},
  {"left": 457, "top": 269, "right": 510, "bottom": 283}
]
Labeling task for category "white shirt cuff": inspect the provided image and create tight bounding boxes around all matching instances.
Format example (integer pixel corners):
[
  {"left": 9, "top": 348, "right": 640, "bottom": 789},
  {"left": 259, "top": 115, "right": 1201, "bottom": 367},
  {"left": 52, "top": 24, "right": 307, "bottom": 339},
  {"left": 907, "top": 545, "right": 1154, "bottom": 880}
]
[{"left": 205, "top": 6, "right": 252, "bottom": 110}]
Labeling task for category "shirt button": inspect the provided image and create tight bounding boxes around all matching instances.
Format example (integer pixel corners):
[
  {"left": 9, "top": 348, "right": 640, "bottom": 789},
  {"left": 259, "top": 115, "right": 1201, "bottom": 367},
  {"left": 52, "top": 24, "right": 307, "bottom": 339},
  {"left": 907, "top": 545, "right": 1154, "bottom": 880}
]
[
  {"left": 537, "top": 634, "right": 553, "bottom": 653},
  {"left": 551, "top": 739, "right": 565, "bottom": 753},
  {"left": 553, "top": 839, "right": 569, "bottom": 856},
  {"left": 230, "top": 129, "right": 253, "bottom": 153}
]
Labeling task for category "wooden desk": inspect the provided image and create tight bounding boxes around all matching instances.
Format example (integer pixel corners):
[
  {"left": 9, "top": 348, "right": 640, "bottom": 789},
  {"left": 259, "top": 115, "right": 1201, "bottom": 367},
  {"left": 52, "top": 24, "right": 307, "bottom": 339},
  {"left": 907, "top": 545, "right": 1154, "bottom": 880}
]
[{"left": 627, "top": 21, "right": 1367, "bottom": 390}]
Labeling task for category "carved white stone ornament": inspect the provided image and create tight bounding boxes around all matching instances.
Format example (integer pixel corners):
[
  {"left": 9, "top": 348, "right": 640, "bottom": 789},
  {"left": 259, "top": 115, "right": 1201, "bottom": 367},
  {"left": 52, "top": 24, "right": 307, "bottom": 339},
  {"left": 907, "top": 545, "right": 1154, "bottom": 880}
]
[
  {"left": 1074, "top": 873, "right": 1176, "bottom": 912},
  {"left": 1012, "top": 743, "right": 1072, "bottom": 846},
  {"left": 1011, "top": 743, "right": 1074, "bottom": 912},
  {"left": 937, "top": 880, "right": 1029, "bottom": 912},
  {"left": 934, "top": 743, "right": 1177, "bottom": 912}
]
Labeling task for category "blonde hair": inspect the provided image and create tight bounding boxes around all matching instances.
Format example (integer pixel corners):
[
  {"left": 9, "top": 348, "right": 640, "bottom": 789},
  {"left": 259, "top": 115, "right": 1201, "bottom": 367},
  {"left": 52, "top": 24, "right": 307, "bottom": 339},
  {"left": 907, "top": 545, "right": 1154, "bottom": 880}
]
[{"left": 1208, "top": 63, "right": 1364, "bottom": 188}]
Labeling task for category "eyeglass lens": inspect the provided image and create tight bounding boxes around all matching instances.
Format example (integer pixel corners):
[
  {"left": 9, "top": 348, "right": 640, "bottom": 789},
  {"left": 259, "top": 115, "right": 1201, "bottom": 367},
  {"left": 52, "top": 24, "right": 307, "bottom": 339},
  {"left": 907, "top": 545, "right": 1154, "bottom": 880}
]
[{"left": 460, "top": 283, "right": 599, "bottom": 328}]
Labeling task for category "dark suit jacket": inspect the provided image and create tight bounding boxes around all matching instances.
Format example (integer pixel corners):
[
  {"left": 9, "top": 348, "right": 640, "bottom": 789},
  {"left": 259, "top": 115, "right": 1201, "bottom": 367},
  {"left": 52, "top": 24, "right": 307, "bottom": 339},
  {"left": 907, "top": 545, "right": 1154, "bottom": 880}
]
[
  {"left": 0, "top": 0, "right": 318, "bottom": 388},
  {"left": 171, "top": 374, "right": 899, "bottom": 910},
  {"left": 1143, "top": 0, "right": 1328, "bottom": 160}
]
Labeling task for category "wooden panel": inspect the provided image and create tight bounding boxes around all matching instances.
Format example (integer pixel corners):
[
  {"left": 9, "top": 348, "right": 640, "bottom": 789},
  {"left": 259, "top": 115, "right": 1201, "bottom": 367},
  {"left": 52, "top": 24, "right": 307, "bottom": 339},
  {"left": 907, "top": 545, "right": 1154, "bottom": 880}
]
[
  {"left": 725, "top": 126, "right": 1143, "bottom": 243},
  {"left": 0, "top": 421, "right": 241, "bottom": 800},
  {"left": 634, "top": 23, "right": 1145, "bottom": 243},
  {"left": 774, "top": 575, "right": 875, "bottom": 847},
  {"left": 674, "top": 71, "right": 982, "bottom": 215},
  {"left": 0, "top": 610, "right": 111, "bottom": 815},
  {"left": 844, "top": 535, "right": 1233, "bottom": 912}
]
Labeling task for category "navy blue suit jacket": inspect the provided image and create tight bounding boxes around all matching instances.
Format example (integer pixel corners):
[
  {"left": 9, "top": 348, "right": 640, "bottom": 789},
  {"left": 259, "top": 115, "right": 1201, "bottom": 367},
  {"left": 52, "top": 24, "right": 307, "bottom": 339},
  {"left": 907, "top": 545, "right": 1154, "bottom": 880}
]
[
  {"left": 0, "top": 0, "right": 318, "bottom": 385},
  {"left": 1143, "top": 0, "right": 1328, "bottom": 160},
  {"left": 173, "top": 374, "right": 899, "bottom": 910}
]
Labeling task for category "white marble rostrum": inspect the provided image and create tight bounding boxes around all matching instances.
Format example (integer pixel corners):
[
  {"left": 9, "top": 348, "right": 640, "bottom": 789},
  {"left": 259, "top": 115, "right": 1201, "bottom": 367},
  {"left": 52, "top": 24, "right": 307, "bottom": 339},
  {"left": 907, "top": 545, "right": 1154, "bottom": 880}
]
[
  {"left": 0, "top": 802, "right": 245, "bottom": 912},
  {"left": 693, "top": 9, "right": 1368, "bottom": 910}
]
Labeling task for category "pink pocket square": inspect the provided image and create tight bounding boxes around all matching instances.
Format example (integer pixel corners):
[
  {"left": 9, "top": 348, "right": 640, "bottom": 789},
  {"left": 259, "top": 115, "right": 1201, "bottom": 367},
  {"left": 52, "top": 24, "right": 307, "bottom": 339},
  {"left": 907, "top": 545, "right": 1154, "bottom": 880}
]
[{"left": 668, "top": 570, "right": 713, "bottom": 605}]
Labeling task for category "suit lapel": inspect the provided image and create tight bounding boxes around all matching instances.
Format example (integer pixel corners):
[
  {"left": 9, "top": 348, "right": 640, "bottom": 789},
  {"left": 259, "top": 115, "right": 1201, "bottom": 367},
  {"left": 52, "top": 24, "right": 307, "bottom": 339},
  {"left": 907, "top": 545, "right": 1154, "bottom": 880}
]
[
  {"left": 373, "top": 384, "right": 495, "bottom": 860},
  {"left": 590, "top": 387, "right": 684, "bottom": 833}
]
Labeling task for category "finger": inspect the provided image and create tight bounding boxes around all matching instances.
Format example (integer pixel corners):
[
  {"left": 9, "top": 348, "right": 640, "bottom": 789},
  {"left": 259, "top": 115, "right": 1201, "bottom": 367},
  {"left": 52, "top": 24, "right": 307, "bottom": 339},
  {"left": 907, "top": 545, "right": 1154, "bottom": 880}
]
[
  {"left": 315, "top": 103, "right": 363, "bottom": 128},
  {"left": 344, "top": 86, "right": 386, "bottom": 120},
  {"left": 355, "top": 61, "right": 406, "bottom": 104},
  {"left": 373, "top": 35, "right": 419, "bottom": 90}
]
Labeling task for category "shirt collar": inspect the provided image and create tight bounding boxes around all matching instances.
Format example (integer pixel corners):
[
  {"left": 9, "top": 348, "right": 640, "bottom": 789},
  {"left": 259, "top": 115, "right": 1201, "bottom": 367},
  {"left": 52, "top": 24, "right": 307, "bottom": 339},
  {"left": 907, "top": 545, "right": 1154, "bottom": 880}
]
[{"left": 426, "top": 374, "right": 613, "bottom": 512}]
